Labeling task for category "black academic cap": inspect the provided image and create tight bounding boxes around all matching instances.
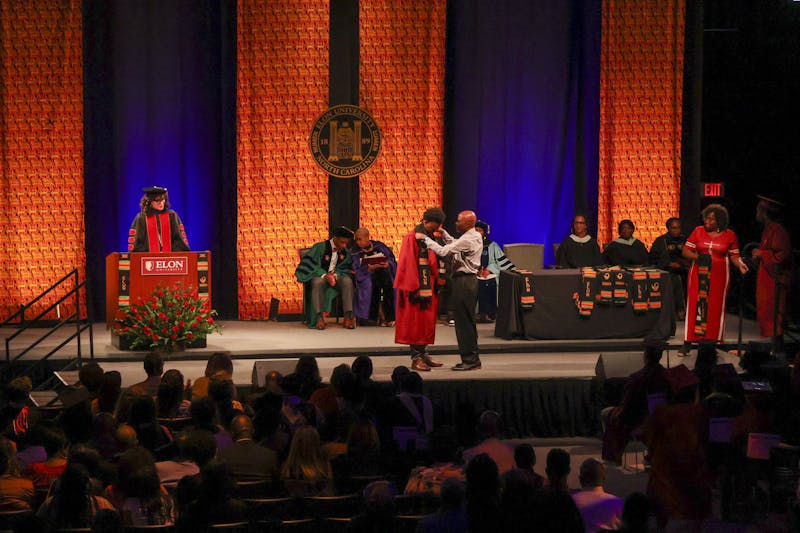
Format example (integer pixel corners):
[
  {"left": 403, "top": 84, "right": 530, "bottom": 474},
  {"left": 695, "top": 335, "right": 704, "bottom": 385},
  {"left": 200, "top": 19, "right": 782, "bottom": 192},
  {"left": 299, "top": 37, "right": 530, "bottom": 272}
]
[
  {"left": 757, "top": 195, "right": 785, "bottom": 211},
  {"left": 475, "top": 220, "right": 490, "bottom": 234},
  {"left": 332, "top": 226, "right": 354, "bottom": 239},
  {"left": 142, "top": 186, "right": 168, "bottom": 195}
]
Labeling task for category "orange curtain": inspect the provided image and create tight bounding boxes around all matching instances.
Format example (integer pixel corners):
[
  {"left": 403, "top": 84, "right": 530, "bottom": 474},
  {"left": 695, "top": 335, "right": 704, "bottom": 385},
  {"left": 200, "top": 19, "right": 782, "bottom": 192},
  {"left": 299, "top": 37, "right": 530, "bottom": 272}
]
[
  {"left": 359, "top": 0, "right": 446, "bottom": 256},
  {"left": 237, "top": 1, "right": 329, "bottom": 318},
  {"left": 0, "top": 0, "right": 84, "bottom": 321},
  {"left": 598, "top": 0, "right": 684, "bottom": 248},
  {"left": 237, "top": 1, "right": 445, "bottom": 318}
]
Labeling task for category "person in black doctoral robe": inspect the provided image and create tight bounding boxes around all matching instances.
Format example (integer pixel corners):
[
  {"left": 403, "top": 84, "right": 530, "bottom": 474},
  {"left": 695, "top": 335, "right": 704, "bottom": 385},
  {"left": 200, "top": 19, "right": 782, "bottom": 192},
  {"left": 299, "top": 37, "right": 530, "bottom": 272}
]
[
  {"left": 649, "top": 217, "right": 689, "bottom": 319},
  {"left": 555, "top": 214, "right": 603, "bottom": 268},
  {"left": 603, "top": 219, "right": 649, "bottom": 266}
]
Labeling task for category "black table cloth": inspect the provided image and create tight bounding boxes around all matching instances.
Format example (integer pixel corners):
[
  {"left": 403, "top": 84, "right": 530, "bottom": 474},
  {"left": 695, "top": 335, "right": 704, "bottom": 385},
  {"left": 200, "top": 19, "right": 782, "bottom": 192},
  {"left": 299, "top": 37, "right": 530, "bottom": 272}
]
[{"left": 494, "top": 269, "right": 676, "bottom": 340}]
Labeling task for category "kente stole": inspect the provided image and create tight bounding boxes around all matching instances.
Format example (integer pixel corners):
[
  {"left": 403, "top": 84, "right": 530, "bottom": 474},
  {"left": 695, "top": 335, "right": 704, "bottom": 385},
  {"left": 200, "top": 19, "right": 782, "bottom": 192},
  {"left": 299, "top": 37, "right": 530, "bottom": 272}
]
[
  {"left": 416, "top": 239, "right": 433, "bottom": 301},
  {"left": 519, "top": 273, "right": 536, "bottom": 309},
  {"left": 578, "top": 267, "right": 597, "bottom": 316},
  {"left": 631, "top": 269, "right": 648, "bottom": 314},
  {"left": 694, "top": 253, "right": 712, "bottom": 336}
]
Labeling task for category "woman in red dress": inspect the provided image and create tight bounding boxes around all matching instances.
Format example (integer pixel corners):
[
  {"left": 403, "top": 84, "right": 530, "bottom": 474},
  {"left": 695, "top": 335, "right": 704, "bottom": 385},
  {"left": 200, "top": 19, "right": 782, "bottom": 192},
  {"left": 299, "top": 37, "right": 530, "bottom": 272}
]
[{"left": 679, "top": 204, "right": 748, "bottom": 356}]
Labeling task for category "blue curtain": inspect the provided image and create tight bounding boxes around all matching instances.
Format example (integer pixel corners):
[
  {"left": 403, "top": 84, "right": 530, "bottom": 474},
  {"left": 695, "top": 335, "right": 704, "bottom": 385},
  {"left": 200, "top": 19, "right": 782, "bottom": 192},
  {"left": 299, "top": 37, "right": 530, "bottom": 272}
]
[
  {"left": 443, "top": 0, "right": 601, "bottom": 264},
  {"left": 83, "top": 0, "right": 237, "bottom": 318}
]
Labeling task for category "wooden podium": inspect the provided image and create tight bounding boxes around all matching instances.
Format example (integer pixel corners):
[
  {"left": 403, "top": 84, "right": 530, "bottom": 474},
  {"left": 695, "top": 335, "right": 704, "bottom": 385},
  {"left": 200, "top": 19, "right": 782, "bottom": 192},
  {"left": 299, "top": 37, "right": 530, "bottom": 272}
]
[{"left": 106, "top": 251, "right": 212, "bottom": 329}]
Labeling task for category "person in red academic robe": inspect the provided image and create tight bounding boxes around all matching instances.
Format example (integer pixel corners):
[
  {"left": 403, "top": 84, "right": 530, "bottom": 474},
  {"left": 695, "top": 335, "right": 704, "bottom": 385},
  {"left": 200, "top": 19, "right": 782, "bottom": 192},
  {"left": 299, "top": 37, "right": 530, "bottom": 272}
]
[
  {"left": 394, "top": 208, "right": 445, "bottom": 372},
  {"left": 128, "top": 186, "right": 190, "bottom": 252},
  {"left": 679, "top": 204, "right": 748, "bottom": 356},
  {"left": 752, "top": 195, "right": 792, "bottom": 355}
]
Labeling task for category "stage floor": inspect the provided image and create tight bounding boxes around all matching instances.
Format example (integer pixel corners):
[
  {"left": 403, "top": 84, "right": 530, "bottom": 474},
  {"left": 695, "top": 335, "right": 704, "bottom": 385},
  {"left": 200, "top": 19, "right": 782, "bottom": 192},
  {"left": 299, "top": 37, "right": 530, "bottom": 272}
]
[{"left": 2, "top": 316, "right": 760, "bottom": 388}]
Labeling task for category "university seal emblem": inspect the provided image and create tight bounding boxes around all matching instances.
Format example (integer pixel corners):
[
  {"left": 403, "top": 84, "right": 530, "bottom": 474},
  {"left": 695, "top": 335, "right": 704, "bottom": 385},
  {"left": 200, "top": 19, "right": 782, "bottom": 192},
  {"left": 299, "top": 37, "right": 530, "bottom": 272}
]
[{"left": 309, "top": 105, "right": 381, "bottom": 178}]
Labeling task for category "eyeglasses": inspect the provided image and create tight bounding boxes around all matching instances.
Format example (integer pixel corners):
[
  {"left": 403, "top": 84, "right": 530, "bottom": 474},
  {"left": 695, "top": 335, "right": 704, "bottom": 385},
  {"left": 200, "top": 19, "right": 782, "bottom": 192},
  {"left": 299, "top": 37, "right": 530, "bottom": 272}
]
[{"left": 151, "top": 197, "right": 166, "bottom": 202}]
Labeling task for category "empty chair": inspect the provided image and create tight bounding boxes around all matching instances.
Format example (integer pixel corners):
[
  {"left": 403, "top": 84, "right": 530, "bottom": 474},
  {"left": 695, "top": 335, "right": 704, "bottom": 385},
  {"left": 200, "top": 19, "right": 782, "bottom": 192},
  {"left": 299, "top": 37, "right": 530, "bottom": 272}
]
[
  {"left": 503, "top": 243, "right": 544, "bottom": 272},
  {"left": 304, "top": 493, "right": 361, "bottom": 519}
]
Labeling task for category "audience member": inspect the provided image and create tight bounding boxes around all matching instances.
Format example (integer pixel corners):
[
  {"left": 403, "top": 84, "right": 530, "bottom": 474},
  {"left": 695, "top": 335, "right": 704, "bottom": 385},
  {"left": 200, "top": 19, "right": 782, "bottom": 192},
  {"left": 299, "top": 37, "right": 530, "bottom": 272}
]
[
  {"left": 127, "top": 395, "right": 174, "bottom": 460},
  {"left": 617, "top": 492, "right": 654, "bottom": 533},
  {"left": 379, "top": 372, "right": 434, "bottom": 453},
  {"left": 462, "top": 410, "right": 515, "bottom": 474},
  {"left": 602, "top": 342, "right": 670, "bottom": 464},
  {"left": 417, "top": 477, "right": 468, "bottom": 533},
  {"left": 129, "top": 353, "right": 164, "bottom": 397},
  {"left": 282, "top": 355, "right": 323, "bottom": 401},
  {"left": 280, "top": 426, "right": 333, "bottom": 496},
  {"left": 220, "top": 414, "right": 279, "bottom": 485},
  {"left": 0, "top": 437, "right": 34, "bottom": 511},
  {"left": 641, "top": 383, "right": 711, "bottom": 529},
  {"left": 93, "top": 371, "right": 123, "bottom": 416},
  {"left": 36, "top": 463, "right": 115, "bottom": 529},
  {"left": 118, "top": 464, "right": 175, "bottom": 526},
  {"left": 175, "top": 461, "right": 247, "bottom": 531},
  {"left": 156, "top": 369, "right": 192, "bottom": 419},
  {"left": 155, "top": 430, "right": 214, "bottom": 487},
  {"left": 191, "top": 351, "right": 235, "bottom": 401},
  {"left": 464, "top": 453, "right": 501, "bottom": 533},
  {"left": 21, "top": 426, "right": 68, "bottom": 489},
  {"left": 571, "top": 458, "right": 623, "bottom": 532},
  {"left": 208, "top": 376, "right": 244, "bottom": 430},
  {"left": 501, "top": 442, "right": 545, "bottom": 491},
  {"left": 189, "top": 396, "right": 234, "bottom": 453},
  {"left": 348, "top": 480, "right": 399, "bottom": 533},
  {"left": 544, "top": 448, "right": 571, "bottom": 492}
]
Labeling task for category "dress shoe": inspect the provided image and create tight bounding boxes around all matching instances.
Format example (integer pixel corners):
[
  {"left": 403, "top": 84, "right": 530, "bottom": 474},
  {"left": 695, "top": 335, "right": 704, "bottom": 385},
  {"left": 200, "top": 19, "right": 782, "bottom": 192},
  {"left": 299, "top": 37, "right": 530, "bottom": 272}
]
[
  {"left": 343, "top": 318, "right": 356, "bottom": 329},
  {"left": 358, "top": 318, "right": 378, "bottom": 327},
  {"left": 451, "top": 361, "right": 481, "bottom": 371},
  {"left": 411, "top": 358, "right": 431, "bottom": 372},
  {"left": 315, "top": 317, "right": 327, "bottom": 330},
  {"left": 677, "top": 341, "right": 691, "bottom": 357},
  {"left": 423, "top": 355, "right": 443, "bottom": 367}
]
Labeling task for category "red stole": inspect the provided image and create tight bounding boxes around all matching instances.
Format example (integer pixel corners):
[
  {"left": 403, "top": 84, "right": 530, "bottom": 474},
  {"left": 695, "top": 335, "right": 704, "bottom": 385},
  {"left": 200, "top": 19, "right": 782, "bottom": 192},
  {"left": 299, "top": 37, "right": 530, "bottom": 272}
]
[{"left": 145, "top": 213, "right": 172, "bottom": 252}]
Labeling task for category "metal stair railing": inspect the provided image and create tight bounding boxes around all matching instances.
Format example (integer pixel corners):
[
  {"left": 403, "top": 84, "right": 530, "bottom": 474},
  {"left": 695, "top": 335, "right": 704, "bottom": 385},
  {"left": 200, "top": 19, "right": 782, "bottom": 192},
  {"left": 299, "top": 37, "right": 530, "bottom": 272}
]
[{"left": 1, "top": 269, "right": 94, "bottom": 392}]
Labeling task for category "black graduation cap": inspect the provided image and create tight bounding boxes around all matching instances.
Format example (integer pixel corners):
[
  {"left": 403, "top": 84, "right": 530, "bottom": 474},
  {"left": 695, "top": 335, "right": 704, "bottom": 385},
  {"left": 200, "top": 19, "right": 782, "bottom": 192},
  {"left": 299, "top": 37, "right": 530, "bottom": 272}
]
[
  {"left": 475, "top": 220, "right": 490, "bottom": 234},
  {"left": 757, "top": 194, "right": 785, "bottom": 213},
  {"left": 333, "top": 226, "right": 354, "bottom": 239},
  {"left": 142, "top": 186, "right": 168, "bottom": 195}
]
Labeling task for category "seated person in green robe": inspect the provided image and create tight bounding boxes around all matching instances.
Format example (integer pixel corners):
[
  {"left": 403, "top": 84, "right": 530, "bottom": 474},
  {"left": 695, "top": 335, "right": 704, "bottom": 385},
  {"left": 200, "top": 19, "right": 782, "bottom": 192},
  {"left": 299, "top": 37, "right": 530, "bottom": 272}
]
[{"left": 295, "top": 227, "right": 356, "bottom": 330}]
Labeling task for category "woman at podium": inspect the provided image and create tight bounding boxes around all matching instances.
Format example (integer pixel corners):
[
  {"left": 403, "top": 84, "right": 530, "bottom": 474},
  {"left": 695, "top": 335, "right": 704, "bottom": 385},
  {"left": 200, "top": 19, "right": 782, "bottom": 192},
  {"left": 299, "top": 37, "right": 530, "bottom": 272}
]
[{"left": 127, "top": 186, "right": 190, "bottom": 252}]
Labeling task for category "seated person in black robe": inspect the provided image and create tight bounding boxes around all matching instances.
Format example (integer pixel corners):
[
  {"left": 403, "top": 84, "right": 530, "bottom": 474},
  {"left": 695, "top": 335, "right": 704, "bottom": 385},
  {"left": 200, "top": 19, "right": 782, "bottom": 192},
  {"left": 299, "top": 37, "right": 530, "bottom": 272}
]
[
  {"left": 555, "top": 214, "right": 603, "bottom": 268},
  {"left": 603, "top": 219, "right": 649, "bottom": 267},
  {"left": 649, "top": 217, "right": 689, "bottom": 319}
]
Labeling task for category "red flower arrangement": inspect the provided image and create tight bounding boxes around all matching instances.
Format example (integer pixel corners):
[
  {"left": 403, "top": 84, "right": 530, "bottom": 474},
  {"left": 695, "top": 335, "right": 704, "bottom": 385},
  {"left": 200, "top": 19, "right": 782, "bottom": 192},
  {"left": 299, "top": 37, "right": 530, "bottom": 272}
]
[{"left": 114, "top": 284, "right": 222, "bottom": 352}]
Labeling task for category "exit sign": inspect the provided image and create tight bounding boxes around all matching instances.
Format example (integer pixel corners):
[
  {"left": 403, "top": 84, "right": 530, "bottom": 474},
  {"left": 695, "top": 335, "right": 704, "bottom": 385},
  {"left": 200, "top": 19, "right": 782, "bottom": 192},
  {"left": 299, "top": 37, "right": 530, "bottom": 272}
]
[{"left": 703, "top": 182, "right": 724, "bottom": 197}]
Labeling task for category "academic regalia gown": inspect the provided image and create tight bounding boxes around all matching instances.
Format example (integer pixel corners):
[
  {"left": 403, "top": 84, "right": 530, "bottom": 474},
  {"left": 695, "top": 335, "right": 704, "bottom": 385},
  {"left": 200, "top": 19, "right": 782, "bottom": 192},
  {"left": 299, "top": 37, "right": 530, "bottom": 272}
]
[
  {"left": 394, "top": 229, "right": 439, "bottom": 346},
  {"left": 603, "top": 238, "right": 649, "bottom": 267},
  {"left": 556, "top": 235, "right": 603, "bottom": 268},
  {"left": 295, "top": 241, "right": 353, "bottom": 329},
  {"left": 128, "top": 209, "right": 190, "bottom": 252},
  {"left": 352, "top": 240, "right": 397, "bottom": 321},
  {"left": 756, "top": 222, "right": 791, "bottom": 337},
  {"left": 684, "top": 227, "right": 740, "bottom": 342}
]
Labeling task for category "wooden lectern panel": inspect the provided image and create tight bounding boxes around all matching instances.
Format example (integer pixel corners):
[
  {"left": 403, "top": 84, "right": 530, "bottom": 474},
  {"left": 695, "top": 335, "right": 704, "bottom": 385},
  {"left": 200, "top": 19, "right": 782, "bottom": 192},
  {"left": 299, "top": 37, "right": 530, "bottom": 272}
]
[{"left": 106, "top": 252, "right": 212, "bottom": 328}]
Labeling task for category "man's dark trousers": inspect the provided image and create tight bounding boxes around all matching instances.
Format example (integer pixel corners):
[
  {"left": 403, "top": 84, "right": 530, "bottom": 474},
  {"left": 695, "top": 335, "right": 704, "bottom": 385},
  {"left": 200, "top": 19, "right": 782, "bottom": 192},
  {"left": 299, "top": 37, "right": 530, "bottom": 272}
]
[{"left": 452, "top": 273, "right": 479, "bottom": 364}]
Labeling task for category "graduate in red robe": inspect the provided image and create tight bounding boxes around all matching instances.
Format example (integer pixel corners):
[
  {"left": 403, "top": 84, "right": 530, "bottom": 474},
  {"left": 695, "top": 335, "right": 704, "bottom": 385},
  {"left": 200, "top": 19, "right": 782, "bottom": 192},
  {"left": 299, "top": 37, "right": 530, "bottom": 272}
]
[
  {"left": 752, "top": 195, "right": 792, "bottom": 353},
  {"left": 679, "top": 204, "right": 748, "bottom": 356},
  {"left": 394, "top": 208, "right": 445, "bottom": 372}
]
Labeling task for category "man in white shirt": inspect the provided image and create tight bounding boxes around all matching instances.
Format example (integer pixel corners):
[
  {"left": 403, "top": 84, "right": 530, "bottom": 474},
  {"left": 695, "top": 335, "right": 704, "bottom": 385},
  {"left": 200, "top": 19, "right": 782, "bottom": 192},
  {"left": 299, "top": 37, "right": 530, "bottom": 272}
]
[
  {"left": 417, "top": 210, "right": 483, "bottom": 370},
  {"left": 571, "top": 458, "right": 623, "bottom": 532}
]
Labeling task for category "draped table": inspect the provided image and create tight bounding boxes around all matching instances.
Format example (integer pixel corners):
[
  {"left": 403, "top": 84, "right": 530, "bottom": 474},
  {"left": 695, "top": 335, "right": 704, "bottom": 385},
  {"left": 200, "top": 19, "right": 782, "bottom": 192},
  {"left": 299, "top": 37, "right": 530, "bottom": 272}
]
[{"left": 494, "top": 269, "right": 676, "bottom": 341}]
